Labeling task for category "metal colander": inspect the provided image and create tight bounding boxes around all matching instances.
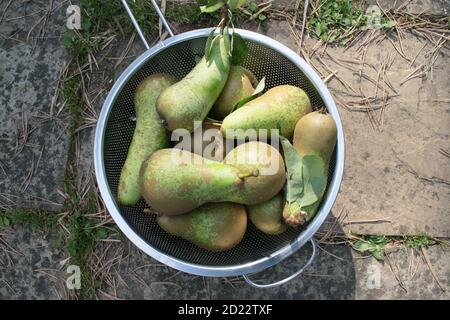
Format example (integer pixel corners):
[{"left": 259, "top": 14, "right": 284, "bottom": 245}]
[{"left": 94, "top": 1, "right": 344, "bottom": 287}]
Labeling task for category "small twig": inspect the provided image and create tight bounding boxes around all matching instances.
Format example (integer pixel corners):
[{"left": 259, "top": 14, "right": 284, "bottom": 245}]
[
  {"left": 298, "top": 0, "right": 309, "bottom": 51},
  {"left": 439, "top": 148, "right": 450, "bottom": 158},
  {"left": 344, "top": 218, "right": 392, "bottom": 224},
  {"left": 386, "top": 253, "right": 408, "bottom": 292},
  {"left": 421, "top": 247, "right": 446, "bottom": 292},
  {"left": 316, "top": 243, "right": 345, "bottom": 261},
  {"left": 0, "top": 0, "right": 13, "bottom": 25},
  {"left": 323, "top": 69, "right": 338, "bottom": 83}
]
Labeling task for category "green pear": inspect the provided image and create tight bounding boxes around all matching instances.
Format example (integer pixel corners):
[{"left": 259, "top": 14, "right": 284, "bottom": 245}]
[
  {"left": 156, "top": 30, "right": 231, "bottom": 132},
  {"left": 209, "top": 66, "right": 257, "bottom": 120},
  {"left": 221, "top": 85, "right": 311, "bottom": 140},
  {"left": 117, "top": 74, "right": 175, "bottom": 205},
  {"left": 248, "top": 193, "right": 288, "bottom": 235},
  {"left": 157, "top": 202, "right": 247, "bottom": 251},
  {"left": 223, "top": 141, "right": 286, "bottom": 206},
  {"left": 283, "top": 111, "right": 337, "bottom": 226},
  {"left": 173, "top": 122, "right": 228, "bottom": 162},
  {"left": 140, "top": 141, "right": 286, "bottom": 216}
]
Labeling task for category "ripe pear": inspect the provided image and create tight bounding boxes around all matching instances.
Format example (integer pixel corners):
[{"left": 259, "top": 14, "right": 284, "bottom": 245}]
[
  {"left": 173, "top": 122, "right": 228, "bottom": 162},
  {"left": 117, "top": 74, "right": 175, "bottom": 205},
  {"left": 221, "top": 85, "right": 311, "bottom": 140},
  {"left": 140, "top": 142, "right": 286, "bottom": 216},
  {"left": 293, "top": 110, "right": 337, "bottom": 162},
  {"left": 157, "top": 202, "right": 247, "bottom": 251},
  {"left": 224, "top": 141, "right": 286, "bottom": 206},
  {"left": 248, "top": 193, "right": 288, "bottom": 235},
  {"left": 283, "top": 111, "right": 337, "bottom": 226},
  {"left": 209, "top": 66, "right": 257, "bottom": 120},
  {"left": 156, "top": 31, "right": 231, "bottom": 132}
]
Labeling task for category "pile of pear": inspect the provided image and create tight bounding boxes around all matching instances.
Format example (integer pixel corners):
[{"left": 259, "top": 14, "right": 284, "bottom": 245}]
[{"left": 117, "top": 32, "right": 336, "bottom": 251}]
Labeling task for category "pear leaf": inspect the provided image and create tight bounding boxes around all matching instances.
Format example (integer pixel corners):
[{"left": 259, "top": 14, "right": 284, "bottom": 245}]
[
  {"left": 233, "top": 77, "right": 265, "bottom": 110},
  {"left": 300, "top": 155, "right": 327, "bottom": 207},
  {"left": 200, "top": 0, "right": 226, "bottom": 13},
  {"left": 280, "top": 136, "right": 304, "bottom": 203},
  {"left": 204, "top": 29, "right": 217, "bottom": 61},
  {"left": 231, "top": 32, "right": 249, "bottom": 66}
]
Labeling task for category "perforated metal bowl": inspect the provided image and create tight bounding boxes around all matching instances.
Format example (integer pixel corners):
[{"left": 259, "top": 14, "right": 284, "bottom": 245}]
[{"left": 94, "top": 2, "right": 344, "bottom": 287}]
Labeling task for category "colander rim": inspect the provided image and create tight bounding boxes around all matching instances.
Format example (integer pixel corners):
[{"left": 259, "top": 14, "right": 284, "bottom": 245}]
[{"left": 94, "top": 27, "right": 345, "bottom": 277}]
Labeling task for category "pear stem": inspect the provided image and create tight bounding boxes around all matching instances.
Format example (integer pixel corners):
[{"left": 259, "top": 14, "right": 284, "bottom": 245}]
[
  {"left": 318, "top": 107, "right": 328, "bottom": 114},
  {"left": 284, "top": 202, "right": 307, "bottom": 227},
  {"left": 219, "top": 4, "right": 229, "bottom": 30},
  {"left": 238, "top": 169, "right": 259, "bottom": 180}
]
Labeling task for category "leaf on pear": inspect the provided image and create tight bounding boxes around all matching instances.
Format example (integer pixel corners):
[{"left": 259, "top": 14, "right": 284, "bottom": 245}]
[
  {"left": 204, "top": 29, "right": 217, "bottom": 61},
  {"left": 231, "top": 32, "right": 249, "bottom": 66},
  {"left": 300, "top": 155, "right": 327, "bottom": 207},
  {"left": 280, "top": 136, "right": 304, "bottom": 203},
  {"left": 233, "top": 77, "right": 265, "bottom": 110}
]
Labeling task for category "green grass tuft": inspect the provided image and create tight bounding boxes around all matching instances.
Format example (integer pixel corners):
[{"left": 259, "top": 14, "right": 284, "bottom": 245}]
[
  {"left": 352, "top": 235, "right": 390, "bottom": 261},
  {"left": 404, "top": 233, "right": 435, "bottom": 248},
  {"left": 351, "top": 233, "right": 439, "bottom": 260},
  {"left": 0, "top": 208, "right": 57, "bottom": 231},
  {"left": 307, "top": 0, "right": 397, "bottom": 45}
]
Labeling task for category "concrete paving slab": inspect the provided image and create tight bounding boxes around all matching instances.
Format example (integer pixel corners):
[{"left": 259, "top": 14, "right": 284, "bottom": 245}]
[
  {"left": 0, "top": 0, "right": 70, "bottom": 211},
  {"left": 323, "top": 39, "right": 450, "bottom": 238},
  {"left": 366, "top": 0, "right": 450, "bottom": 15},
  {"left": 262, "top": 20, "right": 450, "bottom": 237},
  {"left": 0, "top": 228, "right": 67, "bottom": 299},
  {"left": 1, "top": 218, "right": 447, "bottom": 300},
  {"left": 75, "top": 37, "right": 147, "bottom": 187},
  {"left": 355, "top": 245, "right": 449, "bottom": 299}
]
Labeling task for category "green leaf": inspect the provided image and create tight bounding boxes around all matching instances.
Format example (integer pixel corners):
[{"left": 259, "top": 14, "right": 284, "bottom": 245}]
[
  {"left": 81, "top": 17, "right": 92, "bottom": 32},
  {"left": 233, "top": 77, "right": 265, "bottom": 110},
  {"left": 3, "top": 217, "right": 10, "bottom": 227},
  {"left": 200, "top": 0, "right": 226, "bottom": 13},
  {"left": 95, "top": 228, "right": 108, "bottom": 240},
  {"left": 382, "top": 20, "right": 397, "bottom": 28},
  {"left": 248, "top": 1, "right": 258, "bottom": 12},
  {"left": 300, "top": 155, "right": 327, "bottom": 207},
  {"left": 372, "top": 249, "right": 385, "bottom": 261},
  {"left": 204, "top": 29, "right": 216, "bottom": 60},
  {"left": 353, "top": 240, "right": 372, "bottom": 252},
  {"left": 353, "top": 239, "right": 386, "bottom": 261},
  {"left": 315, "top": 22, "right": 323, "bottom": 36},
  {"left": 280, "top": 137, "right": 304, "bottom": 203},
  {"left": 228, "top": 0, "right": 247, "bottom": 10},
  {"left": 231, "top": 32, "right": 249, "bottom": 66},
  {"left": 258, "top": 14, "right": 267, "bottom": 21},
  {"left": 63, "top": 32, "right": 74, "bottom": 47}
]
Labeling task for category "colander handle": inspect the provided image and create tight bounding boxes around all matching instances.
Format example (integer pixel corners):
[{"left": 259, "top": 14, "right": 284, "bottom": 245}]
[
  {"left": 242, "top": 239, "right": 316, "bottom": 289},
  {"left": 120, "top": 0, "right": 174, "bottom": 50}
]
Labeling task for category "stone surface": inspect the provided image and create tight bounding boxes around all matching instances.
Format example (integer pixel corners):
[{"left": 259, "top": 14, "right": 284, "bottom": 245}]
[
  {"left": 366, "top": 0, "right": 450, "bottom": 15},
  {"left": 0, "top": 228, "right": 67, "bottom": 299},
  {"left": 355, "top": 245, "right": 449, "bottom": 299},
  {"left": 263, "top": 19, "right": 450, "bottom": 237},
  {"left": 1, "top": 224, "right": 448, "bottom": 300},
  {"left": 325, "top": 38, "right": 450, "bottom": 238},
  {"left": 0, "top": 0, "right": 70, "bottom": 211},
  {"left": 75, "top": 37, "right": 147, "bottom": 186}
]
